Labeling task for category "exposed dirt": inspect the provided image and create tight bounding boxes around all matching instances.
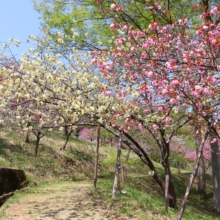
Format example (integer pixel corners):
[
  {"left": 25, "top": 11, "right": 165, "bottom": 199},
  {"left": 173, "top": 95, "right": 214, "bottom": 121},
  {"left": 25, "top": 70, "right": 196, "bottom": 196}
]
[{"left": 0, "top": 181, "right": 132, "bottom": 220}]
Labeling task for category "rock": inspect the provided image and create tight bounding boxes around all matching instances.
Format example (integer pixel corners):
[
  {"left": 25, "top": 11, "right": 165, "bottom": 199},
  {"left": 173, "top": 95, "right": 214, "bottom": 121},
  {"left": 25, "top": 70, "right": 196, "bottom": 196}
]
[{"left": 0, "top": 168, "right": 28, "bottom": 206}]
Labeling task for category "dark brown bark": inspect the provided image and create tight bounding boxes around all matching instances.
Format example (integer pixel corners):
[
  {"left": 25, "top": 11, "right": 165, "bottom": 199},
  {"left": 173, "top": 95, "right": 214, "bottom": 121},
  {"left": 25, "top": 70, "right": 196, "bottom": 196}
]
[
  {"left": 62, "top": 127, "right": 73, "bottom": 150},
  {"left": 35, "top": 131, "right": 41, "bottom": 157},
  {"left": 162, "top": 156, "right": 177, "bottom": 209},
  {"left": 33, "top": 129, "right": 46, "bottom": 157},
  {"left": 202, "top": 0, "right": 213, "bottom": 23},
  {"left": 94, "top": 124, "right": 100, "bottom": 189},
  {"left": 62, "top": 136, "right": 69, "bottom": 150},
  {"left": 25, "top": 130, "right": 30, "bottom": 143},
  {"left": 159, "top": 129, "right": 177, "bottom": 209}
]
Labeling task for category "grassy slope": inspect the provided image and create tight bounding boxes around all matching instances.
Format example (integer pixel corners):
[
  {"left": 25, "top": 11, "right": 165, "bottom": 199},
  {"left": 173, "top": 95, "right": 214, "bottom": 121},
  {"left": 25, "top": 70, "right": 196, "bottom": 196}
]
[{"left": 0, "top": 128, "right": 219, "bottom": 219}]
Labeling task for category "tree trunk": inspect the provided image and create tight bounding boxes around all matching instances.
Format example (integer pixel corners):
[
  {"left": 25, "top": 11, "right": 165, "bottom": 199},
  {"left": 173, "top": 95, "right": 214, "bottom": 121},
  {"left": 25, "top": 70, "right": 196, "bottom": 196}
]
[
  {"left": 62, "top": 136, "right": 69, "bottom": 150},
  {"left": 177, "top": 130, "right": 209, "bottom": 220},
  {"left": 74, "top": 126, "right": 80, "bottom": 138},
  {"left": 112, "top": 132, "right": 122, "bottom": 198},
  {"left": 161, "top": 141, "right": 177, "bottom": 209},
  {"left": 25, "top": 129, "right": 30, "bottom": 143},
  {"left": 165, "top": 175, "right": 169, "bottom": 213},
  {"left": 35, "top": 131, "right": 41, "bottom": 157},
  {"left": 163, "top": 159, "right": 177, "bottom": 209},
  {"left": 94, "top": 124, "right": 100, "bottom": 189},
  {"left": 210, "top": 130, "right": 220, "bottom": 212},
  {"left": 125, "top": 148, "right": 131, "bottom": 162},
  {"left": 102, "top": 124, "right": 175, "bottom": 207},
  {"left": 196, "top": 151, "right": 206, "bottom": 196},
  {"left": 194, "top": 125, "right": 206, "bottom": 196},
  {"left": 62, "top": 129, "right": 73, "bottom": 150}
]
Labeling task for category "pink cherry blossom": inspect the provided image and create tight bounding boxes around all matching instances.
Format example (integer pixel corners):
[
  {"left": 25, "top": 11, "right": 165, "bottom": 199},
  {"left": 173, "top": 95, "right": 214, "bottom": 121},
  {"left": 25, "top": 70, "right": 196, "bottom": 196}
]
[
  {"left": 211, "top": 138, "right": 217, "bottom": 143},
  {"left": 130, "top": 47, "right": 135, "bottom": 52},
  {"left": 152, "top": 124, "right": 159, "bottom": 130},
  {"left": 143, "top": 109, "right": 149, "bottom": 114},
  {"left": 138, "top": 123, "right": 143, "bottom": 131},
  {"left": 154, "top": 2, "right": 162, "bottom": 10},
  {"left": 171, "top": 80, "right": 180, "bottom": 87},
  {"left": 110, "top": 3, "right": 116, "bottom": 10},
  {"left": 110, "top": 23, "right": 115, "bottom": 29},
  {"left": 162, "top": 89, "right": 169, "bottom": 95},
  {"left": 163, "top": 117, "right": 172, "bottom": 125},
  {"left": 203, "top": 87, "right": 212, "bottom": 96},
  {"left": 113, "top": 113, "right": 120, "bottom": 119},
  {"left": 161, "top": 27, "right": 167, "bottom": 33},
  {"left": 195, "top": 85, "right": 203, "bottom": 93},
  {"left": 158, "top": 106, "right": 163, "bottom": 111},
  {"left": 149, "top": 22, "right": 158, "bottom": 30},
  {"left": 147, "top": 71, "right": 154, "bottom": 78},
  {"left": 104, "top": 90, "right": 112, "bottom": 96},
  {"left": 178, "top": 19, "right": 184, "bottom": 26},
  {"left": 170, "top": 98, "right": 177, "bottom": 104},
  {"left": 202, "top": 25, "right": 209, "bottom": 30},
  {"left": 123, "top": 25, "right": 128, "bottom": 31}
]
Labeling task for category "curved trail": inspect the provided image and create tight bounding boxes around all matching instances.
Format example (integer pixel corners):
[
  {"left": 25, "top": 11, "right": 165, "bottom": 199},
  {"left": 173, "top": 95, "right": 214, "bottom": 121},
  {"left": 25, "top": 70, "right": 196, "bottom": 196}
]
[{"left": 1, "top": 181, "right": 118, "bottom": 220}]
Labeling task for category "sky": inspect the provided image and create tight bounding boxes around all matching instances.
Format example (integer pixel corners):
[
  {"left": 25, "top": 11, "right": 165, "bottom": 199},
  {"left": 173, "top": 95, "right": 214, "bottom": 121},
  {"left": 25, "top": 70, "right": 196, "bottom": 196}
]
[{"left": 0, "top": 0, "right": 42, "bottom": 58}]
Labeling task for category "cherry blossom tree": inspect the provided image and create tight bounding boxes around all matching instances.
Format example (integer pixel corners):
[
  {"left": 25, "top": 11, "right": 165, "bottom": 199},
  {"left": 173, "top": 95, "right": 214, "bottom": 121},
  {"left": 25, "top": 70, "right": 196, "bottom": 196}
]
[
  {"left": 79, "top": 127, "right": 96, "bottom": 142},
  {"left": 0, "top": 31, "right": 119, "bottom": 152},
  {"left": 92, "top": 1, "right": 220, "bottom": 212}
]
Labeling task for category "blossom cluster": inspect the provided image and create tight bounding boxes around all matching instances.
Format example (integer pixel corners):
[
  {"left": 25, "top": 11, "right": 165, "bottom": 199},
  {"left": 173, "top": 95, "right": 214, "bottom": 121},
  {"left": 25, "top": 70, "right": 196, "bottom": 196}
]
[{"left": 92, "top": 3, "right": 220, "bottom": 137}]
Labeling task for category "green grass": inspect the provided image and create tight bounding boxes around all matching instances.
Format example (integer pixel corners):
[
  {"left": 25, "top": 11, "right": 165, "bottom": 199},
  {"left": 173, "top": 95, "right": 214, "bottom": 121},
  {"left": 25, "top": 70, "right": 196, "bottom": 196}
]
[
  {"left": 0, "top": 129, "right": 96, "bottom": 184},
  {"left": 0, "top": 128, "right": 219, "bottom": 219},
  {"left": 90, "top": 168, "right": 219, "bottom": 220},
  {"left": 185, "top": 138, "right": 196, "bottom": 150}
]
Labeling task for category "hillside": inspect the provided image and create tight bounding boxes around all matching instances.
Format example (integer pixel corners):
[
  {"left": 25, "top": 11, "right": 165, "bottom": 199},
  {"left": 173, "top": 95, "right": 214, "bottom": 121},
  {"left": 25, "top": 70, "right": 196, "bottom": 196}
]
[{"left": 0, "top": 128, "right": 219, "bottom": 220}]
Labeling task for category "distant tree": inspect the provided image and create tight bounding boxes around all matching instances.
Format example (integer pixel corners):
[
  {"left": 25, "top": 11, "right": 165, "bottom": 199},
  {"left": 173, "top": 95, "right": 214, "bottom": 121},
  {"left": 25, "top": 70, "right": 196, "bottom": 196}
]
[
  {"left": 79, "top": 127, "right": 96, "bottom": 142},
  {"left": 62, "top": 124, "right": 73, "bottom": 150}
]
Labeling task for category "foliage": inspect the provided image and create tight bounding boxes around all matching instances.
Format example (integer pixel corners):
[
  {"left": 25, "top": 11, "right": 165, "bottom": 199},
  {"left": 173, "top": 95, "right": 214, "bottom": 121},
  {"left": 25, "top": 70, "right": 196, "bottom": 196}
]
[
  {"left": 32, "top": 0, "right": 115, "bottom": 50},
  {"left": 0, "top": 0, "right": 219, "bottom": 216},
  {"left": 185, "top": 141, "right": 212, "bottom": 162},
  {"left": 33, "top": 0, "right": 217, "bottom": 51}
]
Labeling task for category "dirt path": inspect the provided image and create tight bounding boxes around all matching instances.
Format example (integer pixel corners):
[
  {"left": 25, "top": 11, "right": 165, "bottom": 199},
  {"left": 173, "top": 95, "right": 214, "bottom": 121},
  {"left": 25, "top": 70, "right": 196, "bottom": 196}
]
[{"left": 0, "top": 181, "right": 126, "bottom": 220}]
